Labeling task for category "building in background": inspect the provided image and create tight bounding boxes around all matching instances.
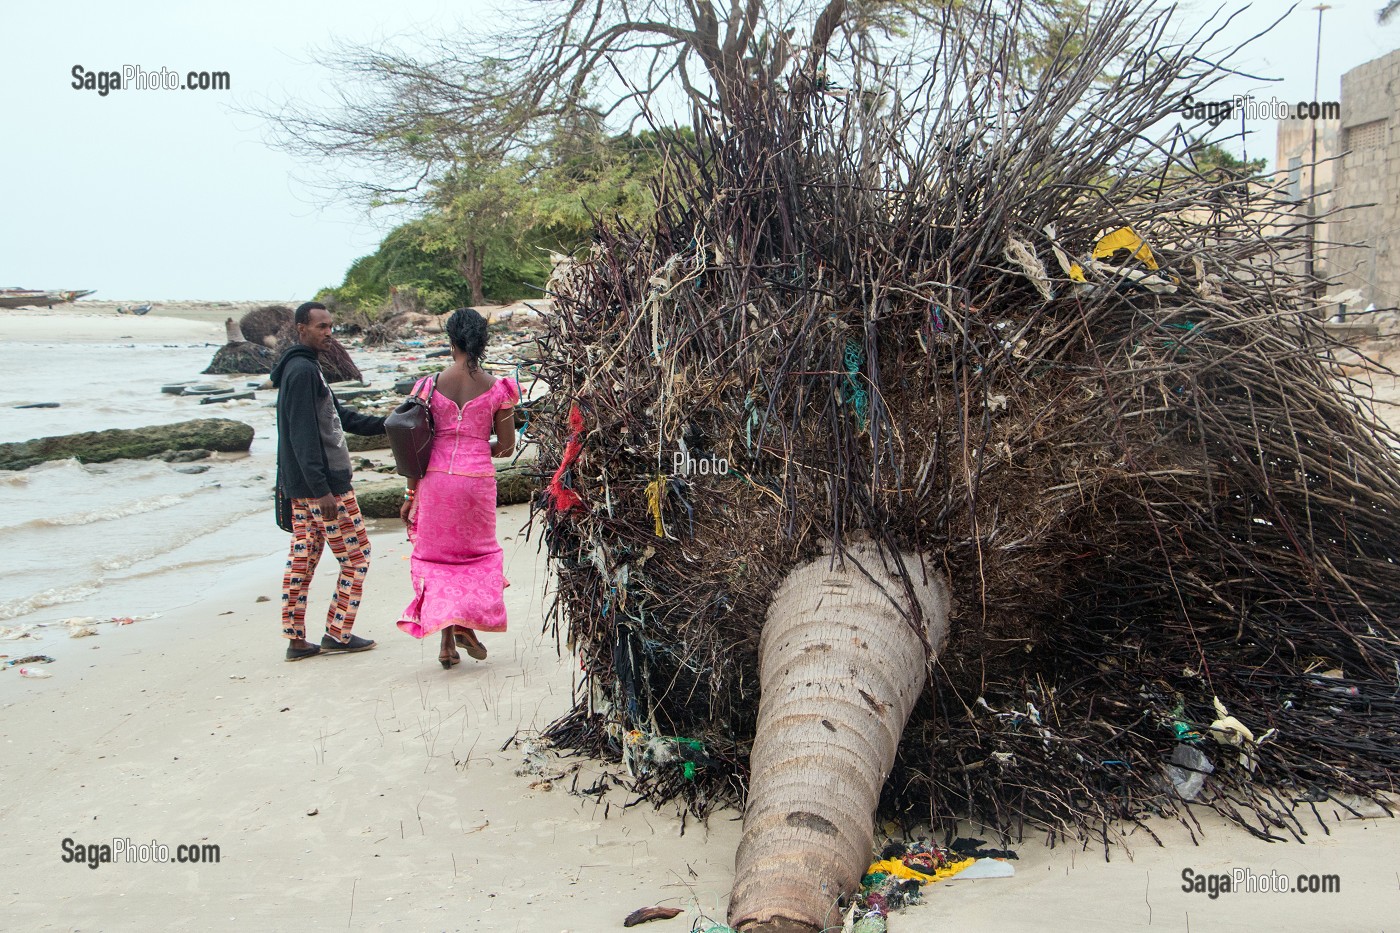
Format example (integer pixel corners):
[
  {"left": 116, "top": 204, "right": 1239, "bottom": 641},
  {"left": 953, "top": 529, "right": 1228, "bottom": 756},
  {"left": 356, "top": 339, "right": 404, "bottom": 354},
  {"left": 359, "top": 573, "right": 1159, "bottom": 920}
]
[
  {"left": 1321, "top": 48, "right": 1399, "bottom": 312},
  {"left": 1276, "top": 107, "right": 1340, "bottom": 207},
  {"left": 1274, "top": 105, "right": 1340, "bottom": 309}
]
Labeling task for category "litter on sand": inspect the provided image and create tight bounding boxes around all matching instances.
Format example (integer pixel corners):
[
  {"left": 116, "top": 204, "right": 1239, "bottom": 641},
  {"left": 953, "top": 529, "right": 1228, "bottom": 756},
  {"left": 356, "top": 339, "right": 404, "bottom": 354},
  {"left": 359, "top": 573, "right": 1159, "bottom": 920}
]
[
  {"left": 845, "top": 838, "right": 1018, "bottom": 925},
  {"left": 56, "top": 614, "right": 157, "bottom": 628},
  {"left": 622, "top": 906, "right": 682, "bottom": 926},
  {"left": 955, "top": 858, "right": 1017, "bottom": 879},
  {"left": 4, "top": 655, "right": 55, "bottom": 667}
]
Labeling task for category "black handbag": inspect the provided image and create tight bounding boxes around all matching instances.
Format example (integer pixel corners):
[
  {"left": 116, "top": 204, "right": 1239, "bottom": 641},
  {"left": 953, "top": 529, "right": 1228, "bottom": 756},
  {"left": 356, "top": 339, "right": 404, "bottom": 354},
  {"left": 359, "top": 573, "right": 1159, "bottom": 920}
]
[{"left": 385, "top": 375, "right": 438, "bottom": 479}]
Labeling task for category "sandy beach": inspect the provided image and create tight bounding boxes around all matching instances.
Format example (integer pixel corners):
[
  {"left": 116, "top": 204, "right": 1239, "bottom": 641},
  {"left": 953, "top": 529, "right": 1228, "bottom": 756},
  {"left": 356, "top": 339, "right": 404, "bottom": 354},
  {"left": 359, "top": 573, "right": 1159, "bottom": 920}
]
[
  {"left": 0, "top": 300, "right": 255, "bottom": 342},
  {"left": 2, "top": 306, "right": 1398, "bottom": 931},
  {"left": 3, "top": 509, "right": 1396, "bottom": 933}
]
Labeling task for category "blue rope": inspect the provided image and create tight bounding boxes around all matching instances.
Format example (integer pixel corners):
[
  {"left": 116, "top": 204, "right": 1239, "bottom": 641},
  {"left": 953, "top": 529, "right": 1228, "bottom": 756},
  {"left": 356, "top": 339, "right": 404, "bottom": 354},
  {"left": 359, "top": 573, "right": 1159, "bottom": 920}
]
[
  {"left": 744, "top": 393, "right": 761, "bottom": 454},
  {"left": 841, "top": 337, "right": 869, "bottom": 429}
]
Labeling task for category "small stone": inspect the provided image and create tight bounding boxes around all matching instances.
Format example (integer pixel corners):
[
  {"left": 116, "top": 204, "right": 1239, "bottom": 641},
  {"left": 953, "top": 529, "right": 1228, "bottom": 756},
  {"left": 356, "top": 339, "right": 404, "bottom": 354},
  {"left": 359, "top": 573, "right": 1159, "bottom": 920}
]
[
  {"left": 160, "top": 448, "right": 211, "bottom": 463},
  {"left": 306, "top": 808, "right": 318, "bottom": 816}
]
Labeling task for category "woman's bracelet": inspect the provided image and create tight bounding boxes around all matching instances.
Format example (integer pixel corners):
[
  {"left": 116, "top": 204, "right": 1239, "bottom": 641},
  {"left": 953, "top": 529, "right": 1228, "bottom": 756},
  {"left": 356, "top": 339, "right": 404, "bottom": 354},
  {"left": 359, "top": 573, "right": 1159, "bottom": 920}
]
[{"left": 403, "top": 489, "right": 416, "bottom": 501}]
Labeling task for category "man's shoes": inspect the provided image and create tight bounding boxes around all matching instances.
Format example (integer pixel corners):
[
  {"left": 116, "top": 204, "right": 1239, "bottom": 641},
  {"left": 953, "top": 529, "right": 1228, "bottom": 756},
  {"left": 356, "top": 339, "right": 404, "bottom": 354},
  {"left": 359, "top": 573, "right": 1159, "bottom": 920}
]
[
  {"left": 285, "top": 643, "right": 323, "bottom": 662},
  {"left": 320, "top": 633, "right": 377, "bottom": 654}
]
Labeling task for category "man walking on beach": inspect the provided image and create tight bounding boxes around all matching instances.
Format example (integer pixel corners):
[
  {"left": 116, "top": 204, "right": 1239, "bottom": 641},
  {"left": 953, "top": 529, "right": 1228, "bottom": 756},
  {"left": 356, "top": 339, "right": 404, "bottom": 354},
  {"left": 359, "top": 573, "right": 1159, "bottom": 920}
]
[{"left": 271, "top": 302, "right": 386, "bottom": 661}]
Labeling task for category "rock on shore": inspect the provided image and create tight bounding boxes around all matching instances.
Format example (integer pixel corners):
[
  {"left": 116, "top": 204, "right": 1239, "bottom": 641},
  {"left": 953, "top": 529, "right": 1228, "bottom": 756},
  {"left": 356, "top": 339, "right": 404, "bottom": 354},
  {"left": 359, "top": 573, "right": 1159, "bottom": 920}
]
[
  {"left": 347, "top": 433, "right": 390, "bottom": 452},
  {"left": 204, "top": 342, "right": 276, "bottom": 375},
  {"left": 354, "top": 465, "right": 536, "bottom": 518},
  {"left": 0, "top": 419, "right": 255, "bottom": 471}
]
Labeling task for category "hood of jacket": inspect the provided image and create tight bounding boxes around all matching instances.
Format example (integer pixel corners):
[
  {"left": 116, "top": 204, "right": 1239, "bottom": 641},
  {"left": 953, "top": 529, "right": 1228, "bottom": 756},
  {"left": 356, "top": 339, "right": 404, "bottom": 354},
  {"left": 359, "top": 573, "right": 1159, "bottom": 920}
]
[{"left": 269, "top": 343, "right": 319, "bottom": 389}]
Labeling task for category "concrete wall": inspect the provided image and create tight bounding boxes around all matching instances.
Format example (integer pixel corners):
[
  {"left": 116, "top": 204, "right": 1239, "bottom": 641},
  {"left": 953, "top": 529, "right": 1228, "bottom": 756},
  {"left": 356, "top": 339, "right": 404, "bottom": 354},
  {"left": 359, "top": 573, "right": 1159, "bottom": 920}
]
[{"left": 1329, "top": 49, "right": 1400, "bottom": 311}]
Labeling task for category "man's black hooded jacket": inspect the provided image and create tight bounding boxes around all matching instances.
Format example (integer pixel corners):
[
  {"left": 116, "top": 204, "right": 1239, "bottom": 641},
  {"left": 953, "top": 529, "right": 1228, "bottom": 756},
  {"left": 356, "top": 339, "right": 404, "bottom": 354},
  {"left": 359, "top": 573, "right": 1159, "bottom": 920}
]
[{"left": 270, "top": 344, "right": 386, "bottom": 499}]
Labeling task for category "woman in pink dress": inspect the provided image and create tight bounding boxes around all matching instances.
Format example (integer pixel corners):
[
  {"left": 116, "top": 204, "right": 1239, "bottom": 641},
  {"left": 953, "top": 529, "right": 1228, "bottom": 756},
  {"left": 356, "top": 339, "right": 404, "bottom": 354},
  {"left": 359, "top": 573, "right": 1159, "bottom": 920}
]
[{"left": 397, "top": 307, "right": 519, "bottom": 668}]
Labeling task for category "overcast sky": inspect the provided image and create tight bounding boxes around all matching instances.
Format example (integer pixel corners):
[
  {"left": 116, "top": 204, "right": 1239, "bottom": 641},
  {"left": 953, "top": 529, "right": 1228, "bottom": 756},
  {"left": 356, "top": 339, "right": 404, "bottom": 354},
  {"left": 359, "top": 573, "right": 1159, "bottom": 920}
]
[{"left": 1, "top": 1, "right": 1396, "bottom": 301}]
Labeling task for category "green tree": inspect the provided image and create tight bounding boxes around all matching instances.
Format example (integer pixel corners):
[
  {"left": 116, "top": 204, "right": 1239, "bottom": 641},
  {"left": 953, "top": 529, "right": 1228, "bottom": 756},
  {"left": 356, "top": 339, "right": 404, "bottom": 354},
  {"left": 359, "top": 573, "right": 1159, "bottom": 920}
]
[
  {"left": 317, "top": 220, "right": 473, "bottom": 313},
  {"left": 262, "top": 2, "right": 1076, "bottom": 210},
  {"left": 418, "top": 161, "right": 530, "bottom": 306},
  {"left": 1190, "top": 141, "right": 1267, "bottom": 176},
  {"left": 319, "top": 128, "right": 681, "bottom": 311},
  {"left": 267, "top": 1, "right": 1087, "bottom": 308},
  {"left": 528, "top": 127, "right": 687, "bottom": 236}
]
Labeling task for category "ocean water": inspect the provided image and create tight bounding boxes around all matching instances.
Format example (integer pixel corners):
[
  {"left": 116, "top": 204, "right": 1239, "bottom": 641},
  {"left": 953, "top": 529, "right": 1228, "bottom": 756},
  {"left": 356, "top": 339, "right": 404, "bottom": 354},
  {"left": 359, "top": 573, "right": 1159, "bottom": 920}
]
[
  {"left": 0, "top": 340, "right": 396, "bottom": 631},
  {"left": 1, "top": 341, "right": 243, "bottom": 440}
]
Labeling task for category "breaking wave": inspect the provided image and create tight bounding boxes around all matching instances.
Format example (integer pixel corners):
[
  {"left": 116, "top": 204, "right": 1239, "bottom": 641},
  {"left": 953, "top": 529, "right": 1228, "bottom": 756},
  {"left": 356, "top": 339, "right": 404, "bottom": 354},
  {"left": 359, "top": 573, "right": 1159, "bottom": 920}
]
[
  {"left": 0, "top": 582, "right": 102, "bottom": 622},
  {"left": 0, "top": 492, "right": 195, "bottom": 534}
]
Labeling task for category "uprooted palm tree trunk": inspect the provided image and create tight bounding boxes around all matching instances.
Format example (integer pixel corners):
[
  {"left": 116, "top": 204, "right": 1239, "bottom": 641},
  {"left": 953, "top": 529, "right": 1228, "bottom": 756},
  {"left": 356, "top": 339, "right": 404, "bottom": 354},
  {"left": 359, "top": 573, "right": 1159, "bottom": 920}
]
[
  {"left": 730, "top": 539, "right": 950, "bottom": 932},
  {"left": 530, "top": 1, "right": 1400, "bottom": 928}
]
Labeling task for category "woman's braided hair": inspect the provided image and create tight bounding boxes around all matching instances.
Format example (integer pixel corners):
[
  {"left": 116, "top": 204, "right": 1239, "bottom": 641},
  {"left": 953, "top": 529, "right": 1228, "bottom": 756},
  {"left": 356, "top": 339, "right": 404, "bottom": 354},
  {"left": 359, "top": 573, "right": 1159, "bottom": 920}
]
[{"left": 446, "top": 307, "right": 488, "bottom": 370}]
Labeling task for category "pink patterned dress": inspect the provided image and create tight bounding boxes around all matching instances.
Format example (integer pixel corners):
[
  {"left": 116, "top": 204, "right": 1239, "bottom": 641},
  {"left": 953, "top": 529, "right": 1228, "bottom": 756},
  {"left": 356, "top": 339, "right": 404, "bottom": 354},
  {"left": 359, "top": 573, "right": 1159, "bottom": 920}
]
[{"left": 397, "top": 374, "right": 520, "bottom": 639}]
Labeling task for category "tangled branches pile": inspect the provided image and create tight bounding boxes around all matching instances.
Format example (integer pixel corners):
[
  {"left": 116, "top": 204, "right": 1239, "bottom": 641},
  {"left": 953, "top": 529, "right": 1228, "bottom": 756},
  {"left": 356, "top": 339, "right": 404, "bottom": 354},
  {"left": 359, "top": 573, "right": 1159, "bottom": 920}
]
[{"left": 526, "top": 1, "right": 1400, "bottom": 844}]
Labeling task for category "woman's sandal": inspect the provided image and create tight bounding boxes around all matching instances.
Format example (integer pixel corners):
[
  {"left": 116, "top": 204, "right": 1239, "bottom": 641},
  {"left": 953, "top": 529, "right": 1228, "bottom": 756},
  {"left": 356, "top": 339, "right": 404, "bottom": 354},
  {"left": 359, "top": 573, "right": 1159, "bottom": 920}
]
[
  {"left": 439, "top": 646, "right": 460, "bottom": 669},
  {"left": 454, "top": 627, "right": 488, "bottom": 660}
]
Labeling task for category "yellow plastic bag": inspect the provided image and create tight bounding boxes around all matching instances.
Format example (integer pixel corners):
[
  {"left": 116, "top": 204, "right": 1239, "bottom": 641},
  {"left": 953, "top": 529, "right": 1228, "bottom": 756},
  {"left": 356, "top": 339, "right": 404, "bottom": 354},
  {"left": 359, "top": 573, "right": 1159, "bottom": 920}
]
[
  {"left": 1093, "top": 226, "right": 1159, "bottom": 271},
  {"left": 865, "top": 856, "right": 977, "bottom": 884},
  {"left": 644, "top": 476, "right": 666, "bottom": 537}
]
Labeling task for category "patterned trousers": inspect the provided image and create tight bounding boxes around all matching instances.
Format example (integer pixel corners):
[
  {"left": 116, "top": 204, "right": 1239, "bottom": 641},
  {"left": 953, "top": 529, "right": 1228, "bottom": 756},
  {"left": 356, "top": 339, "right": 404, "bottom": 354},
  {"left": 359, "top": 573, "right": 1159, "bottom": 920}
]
[{"left": 280, "top": 489, "right": 371, "bottom": 642}]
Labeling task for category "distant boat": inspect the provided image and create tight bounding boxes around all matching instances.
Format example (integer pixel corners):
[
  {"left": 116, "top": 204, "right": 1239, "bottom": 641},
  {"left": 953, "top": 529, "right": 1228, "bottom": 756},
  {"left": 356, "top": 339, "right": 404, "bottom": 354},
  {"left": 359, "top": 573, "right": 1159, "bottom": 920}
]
[
  {"left": 118, "top": 303, "right": 153, "bottom": 315},
  {"left": 0, "top": 288, "right": 95, "bottom": 309}
]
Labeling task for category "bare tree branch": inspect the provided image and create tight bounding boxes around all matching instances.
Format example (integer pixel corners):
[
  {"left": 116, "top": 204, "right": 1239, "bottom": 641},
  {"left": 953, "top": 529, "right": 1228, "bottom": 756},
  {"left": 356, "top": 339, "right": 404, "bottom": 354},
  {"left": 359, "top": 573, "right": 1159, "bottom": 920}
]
[{"left": 250, "top": 0, "right": 1073, "bottom": 211}]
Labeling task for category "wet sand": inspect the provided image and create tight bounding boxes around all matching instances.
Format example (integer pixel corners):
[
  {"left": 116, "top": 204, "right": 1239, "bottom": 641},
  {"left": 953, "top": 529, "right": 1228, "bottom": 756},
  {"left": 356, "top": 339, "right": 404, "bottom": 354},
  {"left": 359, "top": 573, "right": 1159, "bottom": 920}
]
[
  {"left": 2, "top": 504, "right": 1396, "bottom": 932},
  {"left": 1, "top": 308, "right": 1398, "bottom": 931},
  {"left": 0, "top": 504, "right": 749, "bottom": 932},
  {"left": 0, "top": 298, "right": 537, "bottom": 335},
  {"left": 0, "top": 303, "right": 228, "bottom": 343}
]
